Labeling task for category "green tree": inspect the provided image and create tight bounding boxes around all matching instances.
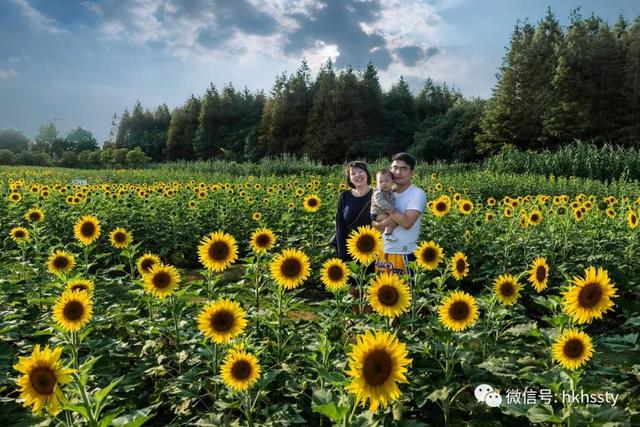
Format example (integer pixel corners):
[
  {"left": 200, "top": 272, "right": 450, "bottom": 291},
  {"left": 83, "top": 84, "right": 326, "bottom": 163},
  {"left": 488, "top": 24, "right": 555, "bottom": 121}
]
[
  {"left": 383, "top": 76, "right": 417, "bottom": 153},
  {"left": 33, "top": 122, "right": 58, "bottom": 153},
  {"left": 0, "top": 129, "right": 30, "bottom": 153},
  {"left": 66, "top": 127, "right": 98, "bottom": 152},
  {"left": 194, "top": 85, "right": 221, "bottom": 159}
]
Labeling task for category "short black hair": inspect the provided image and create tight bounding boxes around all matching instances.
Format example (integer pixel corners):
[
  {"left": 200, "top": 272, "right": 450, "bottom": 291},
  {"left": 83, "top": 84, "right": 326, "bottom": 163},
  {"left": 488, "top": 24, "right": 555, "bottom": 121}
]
[
  {"left": 376, "top": 169, "right": 394, "bottom": 180},
  {"left": 345, "top": 161, "right": 371, "bottom": 188},
  {"left": 391, "top": 152, "right": 416, "bottom": 170}
]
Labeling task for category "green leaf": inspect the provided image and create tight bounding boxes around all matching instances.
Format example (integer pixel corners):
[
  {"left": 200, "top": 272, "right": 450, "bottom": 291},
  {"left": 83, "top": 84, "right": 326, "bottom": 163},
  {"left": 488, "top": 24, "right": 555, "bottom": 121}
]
[
  {"left": 64, "top": 403, "right": 90, "bottom": 419},
  {"left": 527, "top": 404, "right": 562, "bottom": 423},
  {"left": 311, "top": 389, "right": 348, "bottom": 422},
  {"left": 111, "top": 407, "right": 155, "bottom": 427},
  {"left": 93, "top": 376, "right": 123, "bottom": 417}
]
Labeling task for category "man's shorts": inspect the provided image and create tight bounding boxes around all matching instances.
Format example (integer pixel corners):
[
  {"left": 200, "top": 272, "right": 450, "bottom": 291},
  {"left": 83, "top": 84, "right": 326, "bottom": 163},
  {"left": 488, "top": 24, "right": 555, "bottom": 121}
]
[{"left": 374, "top": 253, "right": 416, "bottom": 278}]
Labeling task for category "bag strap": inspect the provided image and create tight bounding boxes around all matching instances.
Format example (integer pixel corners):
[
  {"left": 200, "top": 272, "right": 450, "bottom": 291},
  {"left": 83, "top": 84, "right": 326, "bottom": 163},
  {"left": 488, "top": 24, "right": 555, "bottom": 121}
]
[{"left": 346, "top": 196, "right": 371, "bottom": 229}]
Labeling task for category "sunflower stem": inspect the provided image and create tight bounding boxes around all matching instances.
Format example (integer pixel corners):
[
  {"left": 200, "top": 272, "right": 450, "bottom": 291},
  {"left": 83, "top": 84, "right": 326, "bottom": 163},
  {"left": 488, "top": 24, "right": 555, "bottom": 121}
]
[
  {"left": 73, "top": 373, "right": 98, "bottom": 427},
  {"left": 171, "top": 297, "right": 182, "bottom": 354}
]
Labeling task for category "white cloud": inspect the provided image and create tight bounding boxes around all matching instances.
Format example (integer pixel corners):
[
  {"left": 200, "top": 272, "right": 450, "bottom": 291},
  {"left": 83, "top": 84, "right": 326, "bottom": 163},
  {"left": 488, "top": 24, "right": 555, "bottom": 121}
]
[
  {"left": 0, "top": 68, "right": 18, "bottom": 80},
  {"left": 11, "top": 0, "right": 68, "bottom": 34}
]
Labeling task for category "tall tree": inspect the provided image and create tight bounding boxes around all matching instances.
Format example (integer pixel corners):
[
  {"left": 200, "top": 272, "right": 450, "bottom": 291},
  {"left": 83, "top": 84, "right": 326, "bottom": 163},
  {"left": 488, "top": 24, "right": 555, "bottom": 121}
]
[
  {"left": 33, "top": 122, "right": 58, "bottom": 153},
  {"left": 304, "top": 60, "right": 339, "bottom": 163},
  {"left": 194, "top": 85, "right": 221, "bottom": 159},
  {"left": 383, "top": 76, "right": 417, "bottom": 153}
]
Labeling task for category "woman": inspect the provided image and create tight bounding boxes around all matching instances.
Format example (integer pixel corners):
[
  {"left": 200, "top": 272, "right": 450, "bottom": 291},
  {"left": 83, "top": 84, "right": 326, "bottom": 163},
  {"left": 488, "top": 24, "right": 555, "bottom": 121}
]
[{"left": 334, "top": 161, "right": 373, "bottom": 261}]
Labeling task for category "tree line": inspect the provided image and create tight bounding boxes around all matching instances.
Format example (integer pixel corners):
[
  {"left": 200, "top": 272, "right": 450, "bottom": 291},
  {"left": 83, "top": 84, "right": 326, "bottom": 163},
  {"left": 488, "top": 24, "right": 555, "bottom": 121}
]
[{"left": 1, "top": 8, "right": 638, "bottom": 167}]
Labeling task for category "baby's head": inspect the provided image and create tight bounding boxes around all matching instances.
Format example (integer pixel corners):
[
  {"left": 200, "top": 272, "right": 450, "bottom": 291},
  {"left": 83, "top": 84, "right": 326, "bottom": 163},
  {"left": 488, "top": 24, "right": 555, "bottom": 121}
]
[{"left": 376, "top": 169, "right": 394, "bottom": 191}]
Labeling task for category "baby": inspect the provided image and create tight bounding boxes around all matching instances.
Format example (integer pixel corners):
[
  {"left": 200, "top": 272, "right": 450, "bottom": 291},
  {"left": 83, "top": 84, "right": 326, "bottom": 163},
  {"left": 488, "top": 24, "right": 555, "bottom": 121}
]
[{"left": 371, "top": 169, "right": 398, "bottom": 241}]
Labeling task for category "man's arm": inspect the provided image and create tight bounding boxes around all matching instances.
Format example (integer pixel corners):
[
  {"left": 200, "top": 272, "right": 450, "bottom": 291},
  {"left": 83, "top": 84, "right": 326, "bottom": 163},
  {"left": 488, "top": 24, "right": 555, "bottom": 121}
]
[
  {"left": 372, "top": 216, "right": 395, "bottom": 231},
  {"left": 386, "top": 207, "right": 421, "bottom": 229}
]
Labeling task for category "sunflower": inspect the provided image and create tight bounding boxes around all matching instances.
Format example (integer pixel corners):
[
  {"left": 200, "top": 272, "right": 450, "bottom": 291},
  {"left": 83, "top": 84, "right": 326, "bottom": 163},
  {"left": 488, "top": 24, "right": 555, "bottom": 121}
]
[
  {"left": 430, "top": 196, "right": 450, "bottom": 217},
  {"left": 13, "top": 345, "right": 75, "bottom": 415},
  {"left": 528, "top": 257, "right": 549, "bottom": 293},
  {"left": 367, "top": 272, "right": 411, "bottom": 317},
  {"left": 109, "top": 227, "right": 132, "bottom": 249},
  {"left": 269, "top": 248, "right": 311, "bottom": 289},
  {"left": 552, "top": 329, "right": 594, "bottom": 370},
  {"left": 503, "top": 207, "right": 512, "bottom": 217},
  {"left": 303, "top": 194, "right": 321, "bottom": 212},
  {"left": 457, "top": 199, "right": 473, "bottom": 215},
  {"left": 197, "top": 299, "right": 248, "bottom": 344},
  {"left": 414, "top": 241, "right": 444, "bottom": 271},
  {"left": 220, "top": 346, "right": 261, "bottom": 392},
  {"left": 251, "top": 212, "right": 262, "bottom": 221},
  {"left": 485, "top": 212, "right": 495, "bottom": 221},
  {"left": 25, "top": 208, "right": 45, "bottom": 222},
  {"left": 10, "top": 226, "right": 29, "bottom": 243},
  {"left": 8, "top": 192, "right": 22, "bottom": 202},
  {"left": 197, "top": 231, "right": 239, "bottom": 272},
  {"left": 573, "top": 208, "right": 584, "bottom": 222},
  {"left": 627, "top": 209, "right": 638, "bottom": 229},
  {"left": 528, "top": 210, "right": 543, "bottom": 225},
  {"left": 346, "top": 330, "right": 411, "bottom": 413},
  {"left": 66, "top": 278, "right": 94, "bottom": 294},
  {"left": 143, "top": 264, "right": 181, "bottom": 299},
  {"left": 493, "top": 274, "right": 522, "bottom": 306},
  {"left": 136, "top": 253, "right": 161, "bottom": 275},
  {"left": 52, "top": 290, "right": 93, "bottom": 332},
  {"left": 320, "top": 258, "right": 350, "bottom": 292},
  {"left": 438, "top": 290, "right": 479, "bottom": 332},
  {"left": 250, "top": 228, "right": 276, "bottom": 254},
  {"left": 73, "top": 215, "right": 101, "bottom": 245},
  {"left": 450, "top": 252, "right": 469, "bottom": 281},
  {"left": 347, "top": 226, "right": 383, "bottom": 265},
  {"left": 47, "top": 250, "right": 76, "bottom": 275},
  {"left": 562, "top": 266, "right": 617, "bottom": 324}
]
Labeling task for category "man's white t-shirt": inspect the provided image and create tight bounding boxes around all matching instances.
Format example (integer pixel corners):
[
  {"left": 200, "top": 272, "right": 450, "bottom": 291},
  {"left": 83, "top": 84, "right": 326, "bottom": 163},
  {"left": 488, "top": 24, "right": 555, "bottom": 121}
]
[{"left": 384, "top": 184, "right": 426, "bottom": 254}]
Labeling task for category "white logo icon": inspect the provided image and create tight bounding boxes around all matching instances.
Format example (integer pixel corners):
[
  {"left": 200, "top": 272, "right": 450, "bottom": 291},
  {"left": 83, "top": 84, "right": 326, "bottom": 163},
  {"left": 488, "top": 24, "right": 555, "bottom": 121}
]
[{"left": 475, "top": 384, "right": 502, "bottom": 407}]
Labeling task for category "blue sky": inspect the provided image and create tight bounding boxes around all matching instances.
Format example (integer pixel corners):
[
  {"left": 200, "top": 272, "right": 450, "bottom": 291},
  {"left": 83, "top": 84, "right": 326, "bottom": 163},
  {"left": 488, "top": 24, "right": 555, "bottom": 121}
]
[{"left": 0, "top": 0, "right": 637, "bottom": 143}]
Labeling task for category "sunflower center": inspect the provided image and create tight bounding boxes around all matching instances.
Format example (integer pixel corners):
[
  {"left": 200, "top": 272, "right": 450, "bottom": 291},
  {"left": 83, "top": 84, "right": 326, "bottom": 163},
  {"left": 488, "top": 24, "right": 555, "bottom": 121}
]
[
  {"left": 114, "top": 232, "right": 126, "bottom": 243},
  {"left": 308, "top": 198, "right": 318, "bottom": 207},
  {"left": 327, "top": 265, "right": 344, "bottom": 281},
  {"left": 455, "top": 259, "right": 466, "bottom": 274},
  {"left": 281, "top": 258, "right": 302, "bottom": 278},
  {"left": 29, "top": 213, "right": 41, "bottom": 221},
  {"left": 536, "top": 266, "right": 547, "bottom": 282},
  {"left": 29, "top": 367, "right": 57, "bottom": 395},
  {"left": 53, "top": 256, "right": 69, "bottom": 269},
  {"left": 422, "top": 248, "right": 437, "bottom": 263},
  {"left": 578, "top": 283, "right": 603, "bottom": 308},
  {"left": 70, "top": 284, "right": 89, "bottom": 292},
  {"left": 377, "top": 285, "right": 400, "bottom": 306},
  {"left": 152, "top": 272, "right": 171, "bottom": 289},
  {"left": 463, "top": 203, "right": 471, "bottom": 211},
  {"left": 436, "top": 202, "right": 446, "bottom": 211},
  {"left": 211, "top": 310, "right": 234, "bottom": 332},
  {"left": 500, "top": 282, "right": 515, "bottom": 297},
  {"left": 63, "top": 301, "right": 85, "bottom": 321},
  {"left": 80, "top": 222, "right": 96, "bottom": 237},
  {"left": 363, "top": 349, "right": 392, "bottom": 387},
  {"left": 231, "top": 360, "right": 252, "bottom": 380},
  {"left": 356, "top": 235, "right": 375, "bottom": 253},
  {"left": 208, "top": 241, "right": 230, "bottom": 261},
  {"left": 563, "top": 338, "right": 584, "bottom": 358},
  {"left": 141, "top": 259, "right": 155, "bottom": 272},
  {"left": 15, "top": 230, "right": 26, "bottom": 238},
  {"left": 449, "top": 301, "right": 470, "bottom": 321},
  {"left": 531, "top": 214, "right": 540, "bottom": 222},
  {"left": 255, "top": 234, "right": 271, "bottom": 248}
]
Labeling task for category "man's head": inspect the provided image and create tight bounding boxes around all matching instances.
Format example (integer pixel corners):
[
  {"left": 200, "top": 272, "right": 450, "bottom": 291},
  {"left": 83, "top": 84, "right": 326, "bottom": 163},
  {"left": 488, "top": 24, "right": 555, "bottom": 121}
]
[{"left": 390, "top": 152, "right": 416, "bottom": 188}]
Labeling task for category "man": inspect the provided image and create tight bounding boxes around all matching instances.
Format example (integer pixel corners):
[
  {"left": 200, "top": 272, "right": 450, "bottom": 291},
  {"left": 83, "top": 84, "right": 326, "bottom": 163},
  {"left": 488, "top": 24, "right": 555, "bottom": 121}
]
[{"left": 373, "top": 152, "right": 426, "bottom": 276}]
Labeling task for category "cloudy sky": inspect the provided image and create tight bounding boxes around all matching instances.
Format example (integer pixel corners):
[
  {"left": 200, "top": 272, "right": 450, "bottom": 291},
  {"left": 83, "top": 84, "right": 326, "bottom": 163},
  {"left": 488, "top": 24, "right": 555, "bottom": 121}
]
[{"left": 0, "top": 0, "right": 637, "bottom": 143}]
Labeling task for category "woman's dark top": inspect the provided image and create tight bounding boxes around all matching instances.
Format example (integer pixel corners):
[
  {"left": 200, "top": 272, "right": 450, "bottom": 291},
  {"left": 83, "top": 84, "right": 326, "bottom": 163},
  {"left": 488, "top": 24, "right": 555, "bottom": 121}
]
[{"left": 335, "top": 188, "right": 373, "bottom": 261}]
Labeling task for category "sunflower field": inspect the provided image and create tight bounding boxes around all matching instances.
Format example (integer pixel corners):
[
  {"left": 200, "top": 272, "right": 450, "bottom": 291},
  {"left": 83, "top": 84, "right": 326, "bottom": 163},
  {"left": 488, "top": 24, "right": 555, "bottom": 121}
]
[{"left": 1, "top": 164, "right": 639, "bottom": 426}]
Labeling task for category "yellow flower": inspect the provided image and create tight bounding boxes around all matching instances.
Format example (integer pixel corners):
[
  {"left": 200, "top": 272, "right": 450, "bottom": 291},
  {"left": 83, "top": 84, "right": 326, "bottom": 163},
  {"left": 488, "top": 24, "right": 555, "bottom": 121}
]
[
  {"left": 347, "top": 226, "right": 383, "bottom": 265},
  {"left": 52, "top": 290, "right": 93, "bottom": 332},
  {"left": 220, "top": 346, "right": 261, "bottom": 392},
  {"left": 136, "top": 253, "right": 161, "bottom": 275},
  {"left": 197, "top": 231, "right": 239, "bottom": 272},
  {"left": 143, "top": 264, "right": 181, "bottom": 299},
  {"left": 269, "top": 248, "right": 311, "bottom": 289},
  {"left": 47, "top": 250, "right": 76, "bottom": 275},
  {"left": 528, "top": 257, "right": 549, "bottom": 293},
  {"left": 109, "top": 227, "right": 132, "bottom": 249},
  {"left": 197, "top": 299, "right": 248, "bottom": 344},
  {"left": 14, "top": 345, "right": 75, "bottom": 415},
  {"left": 552, "top": 329, "right": 594, "bottom": 370},
  {"left": 414, "top": 241, "right": 444, "bottom": 271},
  {"left": 303, "top": 194, "right": 321, "bottom": 212},
  {"left": 528, "top": 210, "right": 543, "bottom": 225},
  {"left": 562, "top": 266, "right": 617, "bottom": 324},
  {"left": 8, "top": 192, "right": 22, "bottom": 203},
  {"left": 73, "top": 215, "right": 101, "bottom": 245},
  {"left": 493, "top": 274, "right": 522, "bottom": 306},
  {"left": 251, "top": 212, "right": 262, "bottom": 221},
  {"left": 627, "top": 209, "right": 638, "bottom": 229},
  {"left": 249, "top": 228, "right": 276, "bottom": 254},
  {"left": 346, "top": 330, "right": 411, "bottom": 413},
  {"left": 367, "top": 272, "right": 411, "bottom": 318},
  {"left": 450, "top": 252, "right": 469, "bottom": 281},
  {"left": 320, "top": 258, "right": 350, "bottom": 292},
  {"left": 457, "top": 199, "right": 473, "bottom": 215},
  {"left": 430, "top": 196, "right": 450, "bottom": 217},
  {"left": 65, "top": 278, "right": 94, "bottom": 295},
  {"left": 25, "top": 208, "right": 45, "bottom": 222},
  {"left": 438, "top": 290, "right": 478, "bottom": 332},
  {"left": 10, "top": 226, "right": 30, "bottom": 243}
]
